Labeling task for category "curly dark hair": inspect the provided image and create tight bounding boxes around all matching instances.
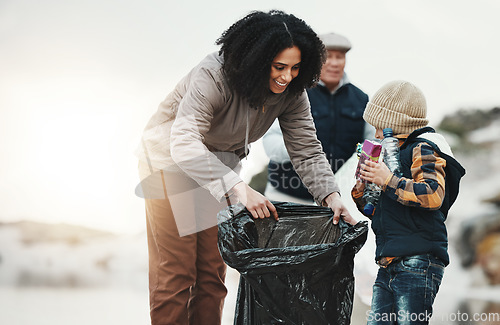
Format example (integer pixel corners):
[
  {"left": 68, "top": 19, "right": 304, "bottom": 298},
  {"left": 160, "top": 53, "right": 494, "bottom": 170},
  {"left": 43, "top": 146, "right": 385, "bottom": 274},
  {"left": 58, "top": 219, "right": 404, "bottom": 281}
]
[{"left": 216, "top": 10, "right": 326, "bottom": 109}]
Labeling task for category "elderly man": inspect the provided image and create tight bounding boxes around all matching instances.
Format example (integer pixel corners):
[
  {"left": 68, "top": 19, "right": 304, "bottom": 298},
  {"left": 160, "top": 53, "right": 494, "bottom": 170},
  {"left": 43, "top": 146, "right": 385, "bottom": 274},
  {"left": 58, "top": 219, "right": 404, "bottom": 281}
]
[{"left": 263, "top": 32, "right": 372, "bottom": 203}]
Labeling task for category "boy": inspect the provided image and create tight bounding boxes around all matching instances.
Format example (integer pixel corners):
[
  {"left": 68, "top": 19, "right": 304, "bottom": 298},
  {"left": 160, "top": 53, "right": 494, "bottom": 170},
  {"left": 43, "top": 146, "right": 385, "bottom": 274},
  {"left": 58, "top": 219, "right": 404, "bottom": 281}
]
[{"left": 352, "top": 80, "right": 466, "bottom": 324}]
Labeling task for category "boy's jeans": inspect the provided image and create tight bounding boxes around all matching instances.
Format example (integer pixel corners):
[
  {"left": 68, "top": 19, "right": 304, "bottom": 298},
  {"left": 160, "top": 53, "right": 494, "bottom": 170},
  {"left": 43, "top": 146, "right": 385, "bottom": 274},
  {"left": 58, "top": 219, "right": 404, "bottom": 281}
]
[{"left": 367, "top": 254, "right": 445, "bottom": 325}]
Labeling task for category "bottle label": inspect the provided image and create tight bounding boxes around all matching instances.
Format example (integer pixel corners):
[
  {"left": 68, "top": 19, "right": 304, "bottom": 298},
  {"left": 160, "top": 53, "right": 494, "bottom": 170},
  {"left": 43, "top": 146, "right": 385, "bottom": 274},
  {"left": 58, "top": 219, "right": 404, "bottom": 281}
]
[{"left": 355, "top": 139, "right": 382, "bottom": 180}]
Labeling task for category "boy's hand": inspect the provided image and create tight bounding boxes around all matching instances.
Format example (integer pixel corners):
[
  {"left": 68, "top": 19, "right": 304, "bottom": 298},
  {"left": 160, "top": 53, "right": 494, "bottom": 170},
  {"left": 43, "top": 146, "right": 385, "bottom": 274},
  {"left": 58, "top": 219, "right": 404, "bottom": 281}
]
[
  {"left": 353, "top": 179, "right": 366, "bottom": 193},
  {"left": 360, "top": 160, "right": 392, "bottom": 187}
]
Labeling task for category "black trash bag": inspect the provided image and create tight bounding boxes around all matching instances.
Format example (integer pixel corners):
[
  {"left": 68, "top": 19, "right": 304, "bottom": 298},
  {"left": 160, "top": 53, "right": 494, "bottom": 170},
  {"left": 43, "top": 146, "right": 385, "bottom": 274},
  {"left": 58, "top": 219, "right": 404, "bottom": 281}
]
[{"left": 217, "top": 201, "right": 368, "bottom": 325}]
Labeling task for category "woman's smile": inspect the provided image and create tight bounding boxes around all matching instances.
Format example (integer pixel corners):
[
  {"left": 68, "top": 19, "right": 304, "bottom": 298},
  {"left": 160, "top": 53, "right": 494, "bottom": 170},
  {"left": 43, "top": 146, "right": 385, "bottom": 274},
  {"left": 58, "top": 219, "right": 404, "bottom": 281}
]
[{"left": 269, "top": 45, "right": 301, "bottom": 94}]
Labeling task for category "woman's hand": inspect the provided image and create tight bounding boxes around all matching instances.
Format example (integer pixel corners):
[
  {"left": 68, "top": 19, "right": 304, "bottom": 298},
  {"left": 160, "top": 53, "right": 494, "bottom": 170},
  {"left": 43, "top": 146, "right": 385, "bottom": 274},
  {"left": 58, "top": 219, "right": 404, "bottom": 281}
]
[
  {"left": 323, "top": 192, "right": 357, "bottom": 225},
  {"left": 360, "top": 160, "right": 392, "bottom": 187},
  {"left": 232, "top": 182, "right": 279, "bottom": 220}
]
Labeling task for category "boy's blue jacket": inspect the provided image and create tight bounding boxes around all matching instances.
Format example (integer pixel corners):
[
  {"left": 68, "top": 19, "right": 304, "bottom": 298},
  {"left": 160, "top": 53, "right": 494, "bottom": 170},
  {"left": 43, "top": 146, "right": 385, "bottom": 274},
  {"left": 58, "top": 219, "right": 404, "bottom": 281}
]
[{"left": 371, "top": 127, "right": 466, "bottom": 266}]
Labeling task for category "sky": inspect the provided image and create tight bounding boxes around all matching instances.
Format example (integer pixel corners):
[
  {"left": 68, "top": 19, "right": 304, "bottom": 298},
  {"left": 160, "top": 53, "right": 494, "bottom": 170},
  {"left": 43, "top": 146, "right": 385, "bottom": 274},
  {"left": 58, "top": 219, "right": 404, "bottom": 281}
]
[{"left": 1, "top": 0, "right": 500, "bottom": 234}]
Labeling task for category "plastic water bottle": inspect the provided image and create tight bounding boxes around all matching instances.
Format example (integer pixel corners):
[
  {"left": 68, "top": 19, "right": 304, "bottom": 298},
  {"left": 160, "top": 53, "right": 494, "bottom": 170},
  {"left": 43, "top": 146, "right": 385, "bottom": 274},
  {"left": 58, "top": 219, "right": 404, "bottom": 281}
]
[
  {"left": 362, "top": 128, "right": 402, "bottom": 215},
  {"left": 381, "top": 128, "right": 402, "bottom": 177},
  {"left": 363, "top": 183, "right": 382, "bottom": 215}
]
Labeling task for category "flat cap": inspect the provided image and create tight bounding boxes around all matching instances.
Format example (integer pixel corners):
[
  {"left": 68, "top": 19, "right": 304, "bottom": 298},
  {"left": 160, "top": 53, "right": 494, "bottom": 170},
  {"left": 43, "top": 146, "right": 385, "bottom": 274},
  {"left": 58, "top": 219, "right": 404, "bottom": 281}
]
[{"left": 319, "top": 33, "right": 351, "bottom": 52}]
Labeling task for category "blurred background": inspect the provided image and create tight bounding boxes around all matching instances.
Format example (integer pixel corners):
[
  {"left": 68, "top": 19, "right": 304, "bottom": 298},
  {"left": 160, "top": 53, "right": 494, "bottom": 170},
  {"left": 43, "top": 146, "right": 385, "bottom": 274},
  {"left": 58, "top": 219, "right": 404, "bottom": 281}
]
[{"left": 1, "top": 0, "right": 500, "bottom": 324}]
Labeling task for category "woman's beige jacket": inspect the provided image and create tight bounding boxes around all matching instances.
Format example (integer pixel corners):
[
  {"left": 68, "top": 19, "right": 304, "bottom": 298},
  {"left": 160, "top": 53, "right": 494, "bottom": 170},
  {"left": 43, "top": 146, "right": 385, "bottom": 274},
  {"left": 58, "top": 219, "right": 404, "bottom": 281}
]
[{"left": 137, "top": 52, "right": 340, "bottom": 204}]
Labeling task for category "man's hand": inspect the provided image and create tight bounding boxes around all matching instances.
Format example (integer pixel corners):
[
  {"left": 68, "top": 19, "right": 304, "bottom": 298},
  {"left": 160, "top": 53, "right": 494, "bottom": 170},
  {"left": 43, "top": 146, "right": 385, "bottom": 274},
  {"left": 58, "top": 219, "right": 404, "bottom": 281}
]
[
  {"left": 359, "top": 160, "right": 392, "bottom": 187},
  {"left": 323, "top": 192, "right": 357, "bottom": 225},
  {"left": 232, "top": 182, "right": 279, "bottom": 220}
]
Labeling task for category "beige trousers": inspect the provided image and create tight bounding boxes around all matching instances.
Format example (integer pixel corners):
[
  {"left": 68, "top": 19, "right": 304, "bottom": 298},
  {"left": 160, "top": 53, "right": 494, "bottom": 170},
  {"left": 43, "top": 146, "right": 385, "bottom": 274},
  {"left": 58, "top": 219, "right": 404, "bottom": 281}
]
[{"left": 139, "top": 162, "right": 228, "bottom": 325}]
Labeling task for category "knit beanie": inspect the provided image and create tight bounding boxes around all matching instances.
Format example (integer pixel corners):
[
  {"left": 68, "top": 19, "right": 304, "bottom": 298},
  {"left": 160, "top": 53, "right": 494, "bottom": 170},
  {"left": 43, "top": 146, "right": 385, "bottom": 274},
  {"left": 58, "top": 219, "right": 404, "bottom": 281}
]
[{"left": 363, "top": 80, "right": 428, "bottom": 134}]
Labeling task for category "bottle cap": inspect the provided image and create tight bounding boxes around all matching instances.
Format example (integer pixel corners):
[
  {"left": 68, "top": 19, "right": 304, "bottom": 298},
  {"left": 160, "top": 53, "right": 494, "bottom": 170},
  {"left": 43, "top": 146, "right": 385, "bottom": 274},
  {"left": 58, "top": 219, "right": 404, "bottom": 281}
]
[
  {"left": 363, "top": 203, "right": 375, "bottom": 215},
  {"left": 383, "top": 128, "right": 393, "bottom": 138}
]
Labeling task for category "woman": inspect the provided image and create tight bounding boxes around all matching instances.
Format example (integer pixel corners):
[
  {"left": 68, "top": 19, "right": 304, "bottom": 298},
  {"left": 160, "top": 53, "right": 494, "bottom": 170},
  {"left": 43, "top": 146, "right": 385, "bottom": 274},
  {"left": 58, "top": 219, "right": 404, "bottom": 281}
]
[{"left": 137, "top": 10, "right": 355, "bottom": 325}]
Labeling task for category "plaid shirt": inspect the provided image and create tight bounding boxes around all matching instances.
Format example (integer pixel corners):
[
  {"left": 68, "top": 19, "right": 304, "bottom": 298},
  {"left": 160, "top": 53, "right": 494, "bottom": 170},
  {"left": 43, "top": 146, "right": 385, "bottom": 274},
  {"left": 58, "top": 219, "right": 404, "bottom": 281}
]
[{"left": 352, "top": 134, "right": 447, "bottom": 217}]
